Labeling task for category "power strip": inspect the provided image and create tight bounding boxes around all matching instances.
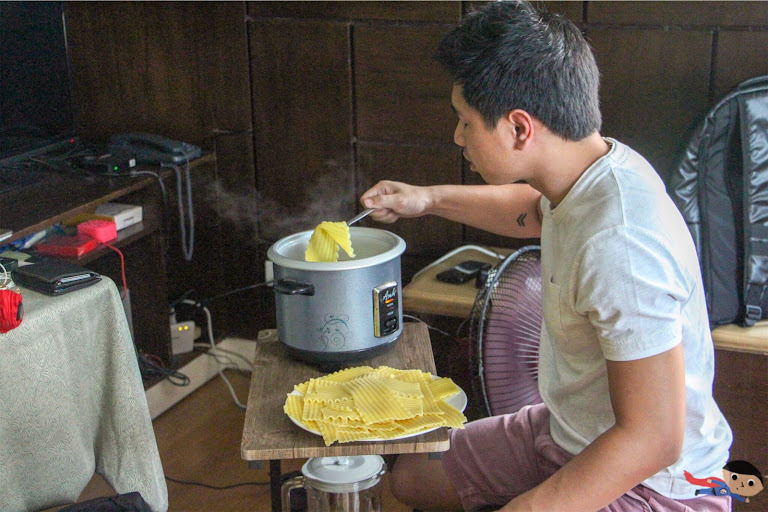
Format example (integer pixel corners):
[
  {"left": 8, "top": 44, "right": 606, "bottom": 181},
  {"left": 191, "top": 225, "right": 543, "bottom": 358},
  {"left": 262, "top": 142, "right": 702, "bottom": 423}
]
[
  {"left": 145, "top": 337, "right": 257, "bottom": 419},
  {"left": 170, "top": 320, "right": 195, "bottom": 355}
]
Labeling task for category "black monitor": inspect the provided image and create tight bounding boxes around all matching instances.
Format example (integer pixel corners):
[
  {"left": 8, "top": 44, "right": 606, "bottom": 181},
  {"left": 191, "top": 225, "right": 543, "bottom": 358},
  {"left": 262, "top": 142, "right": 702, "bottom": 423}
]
[{"left": 0, "top": 1, "right": 75, "bottom": 161}]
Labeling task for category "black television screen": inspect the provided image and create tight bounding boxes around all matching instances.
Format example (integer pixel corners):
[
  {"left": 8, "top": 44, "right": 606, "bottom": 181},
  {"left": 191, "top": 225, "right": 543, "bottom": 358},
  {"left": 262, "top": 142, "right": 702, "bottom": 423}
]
[{"left": 0, "top": 1, "right": 74, "bottom": 161}]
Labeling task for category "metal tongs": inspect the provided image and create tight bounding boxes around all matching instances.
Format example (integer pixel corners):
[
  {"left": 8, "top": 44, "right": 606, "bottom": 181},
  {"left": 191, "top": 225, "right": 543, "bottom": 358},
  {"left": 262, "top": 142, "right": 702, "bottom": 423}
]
[{"left": 346, "top": 208, "right": 374, "bottom": 226}]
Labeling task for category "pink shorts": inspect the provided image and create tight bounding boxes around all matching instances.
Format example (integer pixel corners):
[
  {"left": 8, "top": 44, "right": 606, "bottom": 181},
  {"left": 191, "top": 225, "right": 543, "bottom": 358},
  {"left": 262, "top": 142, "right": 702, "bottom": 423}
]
[{"left": 442, "top": 403, "right": 731, "bottom": 512}]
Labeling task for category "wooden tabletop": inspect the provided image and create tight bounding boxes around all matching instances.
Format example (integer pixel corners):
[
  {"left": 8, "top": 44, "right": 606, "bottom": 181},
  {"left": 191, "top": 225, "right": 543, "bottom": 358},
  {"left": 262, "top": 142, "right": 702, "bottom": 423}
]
[
  {"left": 402, "top": 246, "right": 511, "bottom": 318},
  {"left": 241, "top": 322, "right": 451, "bottom": 461},
  {"left": 711, "top": 321, "right": 768, "bottom": 355}
]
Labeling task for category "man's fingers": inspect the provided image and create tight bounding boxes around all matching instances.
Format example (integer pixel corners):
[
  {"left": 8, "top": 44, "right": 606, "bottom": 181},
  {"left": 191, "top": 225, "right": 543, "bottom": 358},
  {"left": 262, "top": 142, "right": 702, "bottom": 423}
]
[{"left": 372, "top": 210, "right": 399, "bottom": 224}]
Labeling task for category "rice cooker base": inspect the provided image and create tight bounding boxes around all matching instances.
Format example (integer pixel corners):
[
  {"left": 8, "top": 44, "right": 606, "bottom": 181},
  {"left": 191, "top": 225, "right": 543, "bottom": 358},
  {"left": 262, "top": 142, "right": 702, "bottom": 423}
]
[{"left": 285, "top": 338, "right": 398, "bottom": 365}]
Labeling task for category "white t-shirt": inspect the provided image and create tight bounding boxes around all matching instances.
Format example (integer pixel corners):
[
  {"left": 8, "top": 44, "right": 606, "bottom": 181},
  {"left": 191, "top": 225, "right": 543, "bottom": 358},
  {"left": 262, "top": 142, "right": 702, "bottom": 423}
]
[{"left": 538, "top": 138, "right": 732, "bottom": 498}]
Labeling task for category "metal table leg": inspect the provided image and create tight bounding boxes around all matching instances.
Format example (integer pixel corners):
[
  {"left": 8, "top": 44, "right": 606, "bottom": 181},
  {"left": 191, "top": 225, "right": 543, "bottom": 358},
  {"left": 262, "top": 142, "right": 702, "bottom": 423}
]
[{"left": 270, "top": 459, "right": 282, "bottom": 512}]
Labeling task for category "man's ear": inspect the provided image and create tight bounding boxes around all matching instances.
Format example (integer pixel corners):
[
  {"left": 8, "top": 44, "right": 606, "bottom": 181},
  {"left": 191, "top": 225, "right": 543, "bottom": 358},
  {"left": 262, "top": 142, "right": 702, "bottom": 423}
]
[{"left": 507, "top": 109, "right": 535, "bottom": 148}]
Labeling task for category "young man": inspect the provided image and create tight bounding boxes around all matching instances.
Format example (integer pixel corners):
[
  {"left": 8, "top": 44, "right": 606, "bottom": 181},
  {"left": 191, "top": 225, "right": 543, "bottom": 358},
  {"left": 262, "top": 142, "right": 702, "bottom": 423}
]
[{"left": 360, "top": 2, "right": 733, "bottom": 511}]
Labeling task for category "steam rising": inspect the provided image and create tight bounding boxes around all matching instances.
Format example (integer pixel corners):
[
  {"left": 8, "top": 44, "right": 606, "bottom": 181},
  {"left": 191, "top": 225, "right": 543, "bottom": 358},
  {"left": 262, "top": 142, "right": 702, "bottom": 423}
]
[{"left": 208, "top": 168, "right": 358, "bottom": 245}]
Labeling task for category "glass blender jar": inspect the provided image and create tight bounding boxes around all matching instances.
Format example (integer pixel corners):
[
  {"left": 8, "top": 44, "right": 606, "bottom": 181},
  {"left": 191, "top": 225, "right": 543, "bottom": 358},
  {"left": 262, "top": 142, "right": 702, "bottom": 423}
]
[{"left": 281, "top": 455, "right": 386, "bottom": 512}]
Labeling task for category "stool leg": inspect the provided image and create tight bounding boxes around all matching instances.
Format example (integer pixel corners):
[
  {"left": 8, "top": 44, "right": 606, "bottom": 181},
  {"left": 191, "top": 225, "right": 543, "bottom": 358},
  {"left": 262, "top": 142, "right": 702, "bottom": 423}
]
[{"left": 270, "top": 459, "right": 282, "bottom": 512}]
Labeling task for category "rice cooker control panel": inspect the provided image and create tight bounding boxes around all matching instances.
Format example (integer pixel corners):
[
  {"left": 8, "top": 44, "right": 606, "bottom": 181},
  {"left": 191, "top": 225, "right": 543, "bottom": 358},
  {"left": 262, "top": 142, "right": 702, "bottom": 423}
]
[{"left": 372, "top": 281, "right": 399, "bottom": 337}]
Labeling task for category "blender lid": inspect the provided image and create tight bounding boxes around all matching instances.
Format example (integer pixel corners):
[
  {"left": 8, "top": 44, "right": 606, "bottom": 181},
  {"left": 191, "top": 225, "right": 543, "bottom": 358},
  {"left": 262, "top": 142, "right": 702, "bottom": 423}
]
[{"left": 302, "top": 455, "right": 385, "bottom": 486}]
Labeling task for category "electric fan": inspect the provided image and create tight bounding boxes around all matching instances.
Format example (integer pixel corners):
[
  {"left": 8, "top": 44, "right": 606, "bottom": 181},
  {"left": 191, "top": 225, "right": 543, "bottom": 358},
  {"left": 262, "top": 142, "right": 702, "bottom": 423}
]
[{"left": 468, "top": 245, "right": 543, "bottom": 417}]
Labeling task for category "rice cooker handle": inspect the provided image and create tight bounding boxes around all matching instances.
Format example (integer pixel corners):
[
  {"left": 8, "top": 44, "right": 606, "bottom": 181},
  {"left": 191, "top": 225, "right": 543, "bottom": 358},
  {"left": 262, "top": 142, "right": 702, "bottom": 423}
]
[{"left": 272, "top": 279, "right": 315, "bottom": 296}]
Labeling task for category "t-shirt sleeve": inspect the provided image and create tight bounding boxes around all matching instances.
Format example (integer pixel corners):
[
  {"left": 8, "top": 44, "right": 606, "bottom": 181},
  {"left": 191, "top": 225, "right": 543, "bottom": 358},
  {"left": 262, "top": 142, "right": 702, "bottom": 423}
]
[{"left": 574, "top": 226, "right": 693, "bottom": 361}]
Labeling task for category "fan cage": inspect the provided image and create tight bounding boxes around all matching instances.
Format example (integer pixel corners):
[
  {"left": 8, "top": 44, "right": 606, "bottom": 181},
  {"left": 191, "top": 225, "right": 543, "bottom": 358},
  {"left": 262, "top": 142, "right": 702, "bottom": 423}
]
[{"left": 468, "top": 245, "right": 543, "bottom": 417}]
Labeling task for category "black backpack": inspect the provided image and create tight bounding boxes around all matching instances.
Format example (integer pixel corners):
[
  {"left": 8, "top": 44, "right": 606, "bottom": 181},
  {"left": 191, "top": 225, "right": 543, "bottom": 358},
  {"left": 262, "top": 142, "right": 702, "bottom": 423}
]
[{"left": 667, "top": 75, "right": 768, "bottom": 327}]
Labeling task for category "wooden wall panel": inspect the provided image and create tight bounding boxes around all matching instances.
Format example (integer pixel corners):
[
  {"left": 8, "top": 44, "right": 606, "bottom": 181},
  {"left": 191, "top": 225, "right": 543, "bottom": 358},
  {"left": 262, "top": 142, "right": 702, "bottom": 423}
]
[
  {"left": 66, "top": 2, "right": 148, "bottom": 139},
  {"left": 588, "top": 1, "right": 768, "bottom": 26},
  {"left": 587, "top": 1, "right": 768, "bottom": 27},
  {"left": 249, "top": 19, "right": 354, "bottom": 235},
  {"left": 589, "top": 28, "right": 712, "bottom": 181},
  {"left": 714, "top": 31, "right": 768, "bottom": 100},
  {"left": 67, "top": 2, "right": 251, "bottom": 147},
  {"left": 468, "top": 1, "right": 583, "bottom": 23},
  {"left": 538, "top": 1, "right": 583, "bottom": 22},
  {"left": 355, "top": 24, "right": 455, "bottom": 144},
  {"left": 67, "top": 1, "right": 259, "bottom": 338},
  {"left": 357, "top": 142, "right": 462, "bottom": 257},
  {"left": 249, "top": 1, "right": 460, "bottom": 22}
]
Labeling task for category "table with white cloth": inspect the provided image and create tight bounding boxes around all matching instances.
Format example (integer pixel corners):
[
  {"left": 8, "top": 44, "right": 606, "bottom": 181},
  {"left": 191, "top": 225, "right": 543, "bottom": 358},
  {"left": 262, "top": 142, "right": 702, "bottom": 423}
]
[{"left": 0, "top": 276, "right": 168, "bottom": 512}]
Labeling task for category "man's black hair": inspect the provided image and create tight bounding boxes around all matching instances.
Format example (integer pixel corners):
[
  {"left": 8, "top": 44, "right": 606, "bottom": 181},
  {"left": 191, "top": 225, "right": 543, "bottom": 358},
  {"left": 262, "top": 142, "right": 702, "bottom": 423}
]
[
  {"left": 434, "top": 0, "right": 601, "bottom": 141},
  {"left": 724, "top": 460, "right": 764, "bottom": 482}
]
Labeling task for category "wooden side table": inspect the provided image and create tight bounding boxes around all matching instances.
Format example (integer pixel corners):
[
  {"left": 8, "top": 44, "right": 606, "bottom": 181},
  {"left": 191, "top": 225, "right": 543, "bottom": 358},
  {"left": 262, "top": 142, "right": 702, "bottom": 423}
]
[
  {"left": 402, "top": 246, "right": 510, "bottom": 318},
  {"left": 241, "top": 322, "right": 451, "bottom": 511}
]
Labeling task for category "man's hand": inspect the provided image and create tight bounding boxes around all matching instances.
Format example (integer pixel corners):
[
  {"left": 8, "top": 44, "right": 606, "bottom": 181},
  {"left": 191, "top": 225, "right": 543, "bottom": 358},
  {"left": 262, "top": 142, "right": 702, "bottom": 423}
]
[{"left": 360, "top": 180, "right": 433, "bottom": 223}]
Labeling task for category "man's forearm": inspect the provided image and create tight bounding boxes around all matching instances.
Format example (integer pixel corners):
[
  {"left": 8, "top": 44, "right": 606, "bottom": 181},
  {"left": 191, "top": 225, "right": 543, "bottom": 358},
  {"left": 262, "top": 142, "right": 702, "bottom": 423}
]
[{"left": 427, "top": 183, "right": 542, "bottom": 238}]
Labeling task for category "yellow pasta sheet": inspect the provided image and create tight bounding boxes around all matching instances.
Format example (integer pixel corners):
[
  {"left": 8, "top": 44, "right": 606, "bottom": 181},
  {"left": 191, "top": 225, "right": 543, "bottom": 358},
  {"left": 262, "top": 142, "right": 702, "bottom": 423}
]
[
  {"left": 283, "top": 365, "right": 466, "bottom": 446},
  {"left": 305, "top": 221, "right": 355, "bottom": 262}
]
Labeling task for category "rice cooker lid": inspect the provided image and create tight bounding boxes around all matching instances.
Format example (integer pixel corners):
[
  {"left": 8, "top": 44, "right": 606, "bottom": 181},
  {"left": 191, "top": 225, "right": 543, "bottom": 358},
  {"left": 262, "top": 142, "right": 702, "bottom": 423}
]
[
  {"left": 267, "top": 227, "right": 405, "bottom": 271},
  {"left": 302, "top": 455, "right": 385, "bottom": 490}
]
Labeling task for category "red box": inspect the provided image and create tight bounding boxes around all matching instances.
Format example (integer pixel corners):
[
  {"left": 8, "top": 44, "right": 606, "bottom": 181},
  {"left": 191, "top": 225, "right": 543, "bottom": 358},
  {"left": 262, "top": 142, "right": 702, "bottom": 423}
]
[
  {"left": 77, "top": 219, "right": 117, "bottom": 243},
  {"left": 35, "top": 235, "right": 98, "bottom": 258}
]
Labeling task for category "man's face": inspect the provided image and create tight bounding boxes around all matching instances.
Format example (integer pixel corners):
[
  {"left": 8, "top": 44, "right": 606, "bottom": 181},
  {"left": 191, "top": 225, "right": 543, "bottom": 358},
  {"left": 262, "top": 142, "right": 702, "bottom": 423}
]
[
  {"left": 723, "top": 470, "right": 764, "bottom": 497},
  {"left": 451, "top": 85, "right": 517, "bottom": 185}
]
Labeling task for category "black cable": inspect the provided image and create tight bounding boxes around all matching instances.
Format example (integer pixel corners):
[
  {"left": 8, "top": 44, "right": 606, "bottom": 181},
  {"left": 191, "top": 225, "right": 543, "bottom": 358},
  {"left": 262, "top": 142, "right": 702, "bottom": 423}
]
[
  {"left": 138, "top": 352, "right": 190, "bottom": 386},
  {"left": 170, "top": 289, "right": 197, "bottom": 310},
  {"left": 165, "top": 475, "right": 269, "bottom": 489},
  {"left": 198, "top": 282, "right": 272, "bottom": 307},
  {"left": 402, "top": 313, "right": 454, "bottom": 339}
]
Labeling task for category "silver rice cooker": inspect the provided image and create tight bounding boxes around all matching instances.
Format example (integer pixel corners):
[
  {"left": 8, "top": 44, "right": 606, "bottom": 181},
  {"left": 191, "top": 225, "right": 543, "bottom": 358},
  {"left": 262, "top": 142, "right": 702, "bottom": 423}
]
[{"left": 267, "top": 227, "right": 406, "bottom": 364}]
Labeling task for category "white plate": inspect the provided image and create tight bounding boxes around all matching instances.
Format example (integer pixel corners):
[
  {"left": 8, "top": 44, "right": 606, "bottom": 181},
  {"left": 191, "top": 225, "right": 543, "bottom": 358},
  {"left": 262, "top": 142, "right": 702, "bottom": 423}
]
[{"left": 287, "top": 377, "right": 468, "bottom": 442}]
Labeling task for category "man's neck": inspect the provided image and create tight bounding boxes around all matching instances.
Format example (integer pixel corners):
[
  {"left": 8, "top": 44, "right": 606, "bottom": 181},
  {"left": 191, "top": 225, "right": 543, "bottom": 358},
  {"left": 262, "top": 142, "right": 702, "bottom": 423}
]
[{"left": 529, "top": 132, "right": 610, "bottom": 209}]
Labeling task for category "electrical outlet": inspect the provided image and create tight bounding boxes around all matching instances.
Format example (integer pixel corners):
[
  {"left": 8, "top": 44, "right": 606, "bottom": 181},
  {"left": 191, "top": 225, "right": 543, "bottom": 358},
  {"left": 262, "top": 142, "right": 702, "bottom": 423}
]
[{"left": 171, "top": 320, "right": 195, "bottom": 355}]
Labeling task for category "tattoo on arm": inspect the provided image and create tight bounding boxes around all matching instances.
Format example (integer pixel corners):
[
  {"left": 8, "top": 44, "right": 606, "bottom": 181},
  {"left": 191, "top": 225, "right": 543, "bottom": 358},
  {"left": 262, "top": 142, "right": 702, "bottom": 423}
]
[{"left": 516, "top": 212, "right": 527, "bottom": 227}]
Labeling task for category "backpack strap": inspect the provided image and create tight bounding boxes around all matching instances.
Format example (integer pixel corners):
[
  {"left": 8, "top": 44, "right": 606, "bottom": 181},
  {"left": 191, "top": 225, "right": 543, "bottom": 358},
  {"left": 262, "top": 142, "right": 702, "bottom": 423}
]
[{"left": 738, "top": 90, "right": 768, "bottom": 326}]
